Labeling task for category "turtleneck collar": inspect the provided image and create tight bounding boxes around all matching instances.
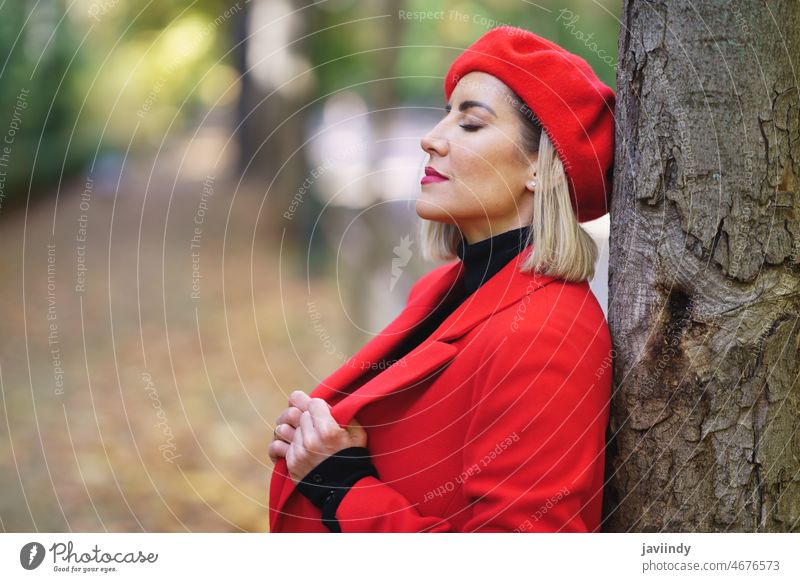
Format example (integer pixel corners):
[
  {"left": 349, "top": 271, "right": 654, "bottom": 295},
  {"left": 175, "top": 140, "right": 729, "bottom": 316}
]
[{"left": 455, "top": 225, "right": 532, "bottom": 297}]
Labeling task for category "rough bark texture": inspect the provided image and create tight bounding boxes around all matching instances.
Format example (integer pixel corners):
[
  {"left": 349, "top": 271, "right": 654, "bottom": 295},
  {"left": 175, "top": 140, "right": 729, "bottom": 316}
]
[{"left": 605, "top": 0, "right": 800, "bottom": 532}]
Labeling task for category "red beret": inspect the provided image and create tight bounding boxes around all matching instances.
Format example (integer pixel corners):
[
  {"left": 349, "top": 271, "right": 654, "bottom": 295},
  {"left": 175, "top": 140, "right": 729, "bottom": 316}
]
[{"left": 444, "top": 26, "right": 615, "bottom": 223}]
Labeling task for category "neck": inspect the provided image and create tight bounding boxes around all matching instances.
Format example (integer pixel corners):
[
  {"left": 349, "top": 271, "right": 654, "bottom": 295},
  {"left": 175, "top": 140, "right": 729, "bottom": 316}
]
[
  {"left": 457, "top": 216, "right": 533, "bottom": 245},
  {"left": 455, "top": 224, "right": 532, "bottom": 296}
]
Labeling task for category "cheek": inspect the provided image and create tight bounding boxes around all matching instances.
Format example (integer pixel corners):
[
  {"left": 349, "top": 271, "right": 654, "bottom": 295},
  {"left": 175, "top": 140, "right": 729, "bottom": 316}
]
[
  {"left": 458, "top": 133, "right": 519, "bottom": 177},
  {"left": 456, "top": 142, "right": 524, "bottom": 199}
]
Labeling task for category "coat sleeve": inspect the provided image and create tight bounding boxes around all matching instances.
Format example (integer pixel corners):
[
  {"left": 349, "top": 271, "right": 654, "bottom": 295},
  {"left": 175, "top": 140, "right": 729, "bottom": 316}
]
[{"left": 332, "top": 320, "right": 611, "bottom": 532}]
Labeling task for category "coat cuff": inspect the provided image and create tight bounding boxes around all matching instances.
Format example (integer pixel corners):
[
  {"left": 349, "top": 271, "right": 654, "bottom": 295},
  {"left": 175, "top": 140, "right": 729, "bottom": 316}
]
[{"left": 294, "top": 446, "right": 379, "bottom": 531}]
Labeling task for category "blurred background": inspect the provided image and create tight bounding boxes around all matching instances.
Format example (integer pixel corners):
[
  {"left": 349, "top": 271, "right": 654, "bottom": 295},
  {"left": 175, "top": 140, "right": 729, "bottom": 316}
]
[{"left": 0, "top": 0, "right": 620, "bottom": 532}]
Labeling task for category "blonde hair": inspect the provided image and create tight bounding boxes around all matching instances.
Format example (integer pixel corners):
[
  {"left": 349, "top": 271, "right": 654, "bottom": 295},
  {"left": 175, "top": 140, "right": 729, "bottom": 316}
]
[{"left": 418, "top": 122, "right": 598, "bottom": 282}]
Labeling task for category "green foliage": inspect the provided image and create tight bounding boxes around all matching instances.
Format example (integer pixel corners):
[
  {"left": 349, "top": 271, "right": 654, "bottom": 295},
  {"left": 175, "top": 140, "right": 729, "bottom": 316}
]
[
  {"left": 0, "top": 0, "right": 95, "bottom": 207},
  {"left": 307, "top": 0, "right": 619, "bottom": 105},
  {"left": 0, "top": 0, "right": 240, "bottom": 207}
]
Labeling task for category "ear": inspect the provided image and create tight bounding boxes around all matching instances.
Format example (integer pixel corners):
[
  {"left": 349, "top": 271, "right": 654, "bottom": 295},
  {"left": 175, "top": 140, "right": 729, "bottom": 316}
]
[{"left": 524, "top": 158, "right": 538, "bottom": 193}]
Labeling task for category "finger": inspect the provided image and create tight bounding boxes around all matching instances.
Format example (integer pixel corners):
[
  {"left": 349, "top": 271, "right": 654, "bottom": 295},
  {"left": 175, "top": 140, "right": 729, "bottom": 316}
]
[
  {"left": 298, "top": 410, "right": 318, "bottom": 453},
  {"left": 274, "top": 423, "right": 296, "bottom": 444},
  {"left": 286, "top": 406, "right": 303, "bottom": 426},
  {"left": 275, "top": 406, "right": 296, "bottom": 426},
  {"left": 293, "top": 413, "right": 305, "bottom": 450},
  {"left": 307, "top": 398, "right": 340, "bottom": 437},
  {"left": 276, "top": 406, "right": 302, "bottom": 428},
  {"left": 269, "top": 438, "right": 288, "bottom": 460},
  {"left": 289, "top": 390, "right": 311, "bottom": 412},
  {"left": 269, "top": 439, "right": 289, "bottom": 463}
]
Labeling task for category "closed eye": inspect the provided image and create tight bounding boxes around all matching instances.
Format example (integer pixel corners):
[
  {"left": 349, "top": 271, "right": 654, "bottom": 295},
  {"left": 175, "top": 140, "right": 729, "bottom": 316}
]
[{"left": 444, "top": 105, "right": 483, "bottom": 131}]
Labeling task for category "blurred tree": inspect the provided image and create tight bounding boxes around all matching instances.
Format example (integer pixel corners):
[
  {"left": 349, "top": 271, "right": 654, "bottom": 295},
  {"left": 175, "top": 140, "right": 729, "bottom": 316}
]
[
  {"left": 232, "top": 0, "right": 316, "bottom": 252},
  {"left": 0, "top": 0, "right": 94, "bottom": 210},
  {"left": 606, "top": 0, "right": 800, "bottom": 531}
]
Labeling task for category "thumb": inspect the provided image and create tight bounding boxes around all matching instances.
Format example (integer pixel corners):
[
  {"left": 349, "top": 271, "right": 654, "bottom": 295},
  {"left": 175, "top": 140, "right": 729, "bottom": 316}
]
[
  {"left": 345, "top": 417, "right": 368, "bottom": 445},
  {"left": 346, "top": 416, "right": 365, "bottom": 433}
]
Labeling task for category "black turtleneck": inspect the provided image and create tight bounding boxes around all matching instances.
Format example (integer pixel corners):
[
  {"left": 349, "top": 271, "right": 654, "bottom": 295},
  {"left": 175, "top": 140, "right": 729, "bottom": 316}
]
[
  {"left": 293, "top": 224, "right": 532, "bottom": 532},
  {"left": 456, "top": 224, "right": 533, "bottom": 297}
]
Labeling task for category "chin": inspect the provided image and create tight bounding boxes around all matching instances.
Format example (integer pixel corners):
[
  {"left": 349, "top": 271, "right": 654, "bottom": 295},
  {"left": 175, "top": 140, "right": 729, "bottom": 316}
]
[{"left": 415, "top": 197, "right": 457, "bottom": 224}]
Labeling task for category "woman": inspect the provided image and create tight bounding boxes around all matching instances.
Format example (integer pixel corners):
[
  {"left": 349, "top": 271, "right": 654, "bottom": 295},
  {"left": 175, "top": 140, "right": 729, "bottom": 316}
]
[{"left": 268, "top": 25, "right": 615, "bottom": 533}]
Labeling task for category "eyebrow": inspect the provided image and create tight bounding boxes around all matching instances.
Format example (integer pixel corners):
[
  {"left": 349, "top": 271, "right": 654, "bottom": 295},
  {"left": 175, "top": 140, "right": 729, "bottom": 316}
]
[{"left": 444, "top": 100, "right": 498, "bottom": 118}]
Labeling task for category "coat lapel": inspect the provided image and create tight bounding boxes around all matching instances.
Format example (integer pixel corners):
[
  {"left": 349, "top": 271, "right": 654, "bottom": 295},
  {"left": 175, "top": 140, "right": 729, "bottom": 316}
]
[
  {"left": 327, "top": 248, "right": 558, "bottom": 424},
  {"left": 307, "top": 259, "right": 464, "bottom": 409},
  {"left": 270, "top": 246, "right": 559, "bottom": 529}
]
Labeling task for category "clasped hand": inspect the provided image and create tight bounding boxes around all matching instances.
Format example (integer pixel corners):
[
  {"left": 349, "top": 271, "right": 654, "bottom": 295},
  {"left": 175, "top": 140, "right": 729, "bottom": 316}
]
[{"left": 269, "top": 390, "right": 368, "bottom": 484}]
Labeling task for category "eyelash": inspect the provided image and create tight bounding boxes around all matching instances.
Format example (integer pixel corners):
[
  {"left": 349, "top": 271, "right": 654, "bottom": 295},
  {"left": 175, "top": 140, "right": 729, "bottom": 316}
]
[{"left": 443, "top": 108, "right": 482, "bottom": 132}]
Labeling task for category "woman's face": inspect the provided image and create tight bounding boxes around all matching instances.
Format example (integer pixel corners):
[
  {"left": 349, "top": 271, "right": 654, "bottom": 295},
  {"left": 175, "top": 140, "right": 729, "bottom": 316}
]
[{"left": 417, "top": 71, "right": 538, "bottom": 244}]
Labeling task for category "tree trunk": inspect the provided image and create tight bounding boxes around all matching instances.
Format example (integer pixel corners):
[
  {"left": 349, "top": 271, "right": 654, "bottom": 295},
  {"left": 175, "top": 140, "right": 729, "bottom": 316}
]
[
  {"left": 606, "top": 0, "right": 800, "bottom": 532},
  {"left": 232, "top": 0, "right": 312, "bottom": 249}
]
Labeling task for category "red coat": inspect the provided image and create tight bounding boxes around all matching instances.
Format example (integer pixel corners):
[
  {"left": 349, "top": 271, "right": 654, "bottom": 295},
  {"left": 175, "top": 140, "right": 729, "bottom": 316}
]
[{"left": 269, "top": 247, "right": 612, "bottom": 532}]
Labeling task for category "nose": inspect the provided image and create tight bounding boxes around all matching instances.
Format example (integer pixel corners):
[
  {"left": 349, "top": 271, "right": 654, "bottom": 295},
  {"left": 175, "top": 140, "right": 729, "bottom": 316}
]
[{"left": 420, "top": 124, "right": 448, "bottom": 158}]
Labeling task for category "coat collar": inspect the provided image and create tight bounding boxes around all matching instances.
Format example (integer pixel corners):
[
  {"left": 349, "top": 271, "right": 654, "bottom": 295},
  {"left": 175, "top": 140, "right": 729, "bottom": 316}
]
[{"left": 270, "top": 247, "right": 558, "bottom": 528}]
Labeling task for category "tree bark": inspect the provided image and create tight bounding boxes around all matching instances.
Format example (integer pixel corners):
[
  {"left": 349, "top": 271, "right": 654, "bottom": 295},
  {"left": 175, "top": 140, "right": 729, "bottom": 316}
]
[{"left": 606, "top": 0, "right": 800, "bottom": 532}]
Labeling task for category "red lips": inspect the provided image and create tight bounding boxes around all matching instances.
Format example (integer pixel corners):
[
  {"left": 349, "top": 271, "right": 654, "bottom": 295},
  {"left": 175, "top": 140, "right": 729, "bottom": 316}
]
[{"left": 421, "top": 166, "right": 449, "bottom": 185}]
